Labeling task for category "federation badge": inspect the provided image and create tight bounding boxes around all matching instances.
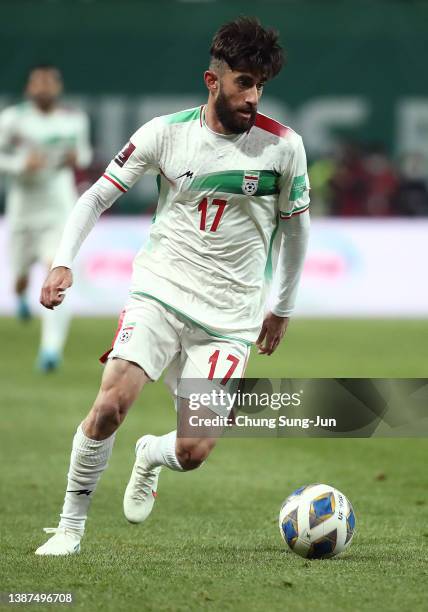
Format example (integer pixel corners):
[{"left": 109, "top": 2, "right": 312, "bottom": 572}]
[
  {"left": 118, "top": 324, "right": 135, "bottom": 343},
  {"left": 114, "top": 141, "right": 136, "bottom": 168},
  {"left": 242, "top": 172, "right": 260, "bottom": 196}
]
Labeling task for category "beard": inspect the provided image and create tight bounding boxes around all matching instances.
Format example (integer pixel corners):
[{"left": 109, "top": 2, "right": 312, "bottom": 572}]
[
  {"left": 31, "top": 93, "right": 57, "bottom": 111},
  {"left": 214, "top": 89, "right": 257, "bottom": 134}
]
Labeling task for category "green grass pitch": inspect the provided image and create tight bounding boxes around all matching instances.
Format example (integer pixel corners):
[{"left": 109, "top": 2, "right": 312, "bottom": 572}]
[{"left": 1, "top": 317, "right": 427, "bottom": 611}]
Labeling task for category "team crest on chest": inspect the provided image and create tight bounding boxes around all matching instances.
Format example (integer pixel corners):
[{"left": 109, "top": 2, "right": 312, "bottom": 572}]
[{"left": 242, "top": 172, "right": 260, "bottom": 196}]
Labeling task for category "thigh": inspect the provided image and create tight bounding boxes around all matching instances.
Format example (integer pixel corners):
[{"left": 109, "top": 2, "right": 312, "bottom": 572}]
[
  {"left": 176, "top": 396, "right": 225, "bottom": 445},
  {"left": 182, "top": 328, "right": 250, "bottom": 390},
  {"left": 36, "top": 223, "right": 64, "bottom": 266},
  {"left": 96, "top": 356, "right": 149, "bottom": 411},
  {"left": 9, "top": 227, "right": 36, "bottom": 279},
  {"left": 84, "top": 357, "right": 150, "bottom": 438},
  {"left": 102, "top": 295, "right": 183, "bottom": 381},
  {"left": 166, "top": 326, "right": 251, "bottom": 417}
]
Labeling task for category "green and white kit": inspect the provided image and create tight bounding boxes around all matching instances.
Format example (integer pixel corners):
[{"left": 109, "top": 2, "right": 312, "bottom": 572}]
[
  {"left": 0, "top": 101, "right": 91, "bottom": 275},
  {"left": 53, "top": 105, "right": 310, "bottom": 347}
]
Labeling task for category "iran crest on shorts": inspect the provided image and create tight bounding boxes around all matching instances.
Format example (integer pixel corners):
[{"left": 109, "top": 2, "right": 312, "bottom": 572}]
[
  {"left": 119, "top": 324, "right": 135, "bottom": 343},
  {"left": 242, "top": 172, "right": 260, "bottom": 196}
]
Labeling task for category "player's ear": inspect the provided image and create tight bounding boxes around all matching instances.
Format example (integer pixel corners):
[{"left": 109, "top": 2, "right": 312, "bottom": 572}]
[{"left": 204, "top": 70, "right": 219, "bottom": 94}]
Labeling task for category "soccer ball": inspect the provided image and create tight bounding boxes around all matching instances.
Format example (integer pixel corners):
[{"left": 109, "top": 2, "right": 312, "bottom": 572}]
[{"left": 279, "top": 483, "right": 356, "bottom": 559}]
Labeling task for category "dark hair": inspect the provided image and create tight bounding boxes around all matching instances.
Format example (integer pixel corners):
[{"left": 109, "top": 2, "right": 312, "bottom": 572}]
[
  {"left": 210, "top": 16, "right": 284, "bottom": 81},
  {"left": 28, "top": 64, "right": 62, "bottom": 79}
]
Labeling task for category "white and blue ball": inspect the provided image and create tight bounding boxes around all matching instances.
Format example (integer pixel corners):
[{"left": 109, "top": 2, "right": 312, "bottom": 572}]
[{"left": 279, "top": 483, "right": 356, "bottom": 559}]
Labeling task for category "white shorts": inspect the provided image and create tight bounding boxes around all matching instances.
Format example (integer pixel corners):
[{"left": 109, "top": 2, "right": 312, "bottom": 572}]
[
  {"left": 9, "top": 223, "right": 64, "bottom": 278},
  {"left": 100, "top": 294, "right": 251, "bottom": 416}
]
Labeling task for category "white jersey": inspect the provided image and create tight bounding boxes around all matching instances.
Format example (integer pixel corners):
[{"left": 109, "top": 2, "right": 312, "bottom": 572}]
[
  {"left": 100, "top": 106, "right": 309, "bottom": 343},
  {"left": 0, "top": 101, "right": 92, "bottom": 229}
]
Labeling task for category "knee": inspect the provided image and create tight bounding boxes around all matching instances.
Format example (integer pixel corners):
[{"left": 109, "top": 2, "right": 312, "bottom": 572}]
[
  {"left": 86, "top": 386, "right": 133, "bottom": 437},
  {"left": 176, "top": 439, "right": 217, "bottom": 471},
  {"left": 84, "top": 359, "right": 147, "bottom": 440},
  {"left": 96, "top": 396, "right": 123, "bottom": 430},
  {"left": 100, "top": 386, "right": 133, "bottom": 425}
]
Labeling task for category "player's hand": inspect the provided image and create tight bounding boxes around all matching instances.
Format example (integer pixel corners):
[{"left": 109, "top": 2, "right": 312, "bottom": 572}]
[
  {"left": 40, "top": 266, "right": 73, "bottom": 310},
  {"left": 25, "top": 151, "right": 46, "bottom": 173},
  {"left": 256, "top": 312, "right": 290, "bottom": 356}
]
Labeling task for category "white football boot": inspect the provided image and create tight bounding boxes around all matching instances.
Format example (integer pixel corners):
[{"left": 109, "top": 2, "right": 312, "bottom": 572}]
[
  {"left": 123, "top": 435, "right": 161, "bottom": 524},
  {"left": 35, "top": 527, "right": 81, "bottom": 556}
]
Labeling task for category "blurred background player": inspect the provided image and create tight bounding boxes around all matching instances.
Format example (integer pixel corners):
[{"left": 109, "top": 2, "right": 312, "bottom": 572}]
[{"left": 0, "top": 64, "right": 92, "bottom": 371}]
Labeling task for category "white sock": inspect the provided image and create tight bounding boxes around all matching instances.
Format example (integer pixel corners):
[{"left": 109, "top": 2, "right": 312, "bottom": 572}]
[
  {"left": 59, "top": 424, "right": 116, "bottom": 535},
  {"left": 143, "top": 431, "right": 183, "bottom": 471},
  {"left": 40, "top": 300, "right": 71, "bottom": 355}
]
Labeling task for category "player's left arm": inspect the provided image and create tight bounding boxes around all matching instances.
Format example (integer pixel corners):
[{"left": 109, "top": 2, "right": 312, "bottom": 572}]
[
  {"left": 62, "top": 112, "right": 93, "bottom": 169},
  {"left": 74, "top": 112, "right": 92, "bottom": 168},
  {"left": 0, "top": 107, "right": 31, "bottom": 175},
  {"left": 257, "top": 135, "right": 310, "bottom": 355}
]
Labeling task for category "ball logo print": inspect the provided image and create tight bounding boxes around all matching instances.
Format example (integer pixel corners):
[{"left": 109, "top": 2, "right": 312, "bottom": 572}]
[
  {"left": 242, "top": 172, "right": 260, "bottom": 196},
  {"left": 118, "top": 325, "right": 135, "bottom": 343},
  {"left": 279, "top": 484, "right": 356, "bottom": 559}
]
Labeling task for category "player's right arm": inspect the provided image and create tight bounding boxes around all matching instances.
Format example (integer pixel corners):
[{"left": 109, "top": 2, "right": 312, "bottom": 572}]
[
  {"left": 40, "top": 118, "right": 161, "bottom": 309},
  {"left": 0, "top": 107, "right": 46, "bottom": 175}
]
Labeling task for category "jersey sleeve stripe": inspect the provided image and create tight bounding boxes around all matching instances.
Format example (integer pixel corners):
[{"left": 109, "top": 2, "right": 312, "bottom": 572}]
[
  {"left": 106, "top": 171, "right": 129, "bottom": 190},
  {"left": 254, "top": 113, "right": 290, "bottom": 138},
  {"left": 102, "top": 173, "right": 127, "bottom": 193},
  {"left": 279, "top": 205, "right": 309, "bottom": 220}
]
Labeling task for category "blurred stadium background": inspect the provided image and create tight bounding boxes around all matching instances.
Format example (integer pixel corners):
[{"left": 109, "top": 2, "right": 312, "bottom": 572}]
[{"left": 1, "top": 2, "right": 428, "bottom": 610}]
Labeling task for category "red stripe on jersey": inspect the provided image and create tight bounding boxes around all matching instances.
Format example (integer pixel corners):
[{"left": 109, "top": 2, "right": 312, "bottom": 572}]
[
  {"left": 280, "top": 205, "right": 309, "bottom": 220},
  {"left": 255, "top": 113, "right": 290, "bottom": 138},
  {"left": 103, "top": 173, "right": 127, "bottom": 193}
]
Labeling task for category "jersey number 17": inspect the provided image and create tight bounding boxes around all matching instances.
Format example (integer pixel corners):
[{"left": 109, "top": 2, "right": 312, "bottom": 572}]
[{"left": 198, "top": 197, "right": 227, "bottom": 232}]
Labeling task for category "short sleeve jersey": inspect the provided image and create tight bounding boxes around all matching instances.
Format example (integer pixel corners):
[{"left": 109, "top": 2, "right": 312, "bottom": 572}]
[{"left": 102, "top": 106, "right": 310, "bottom": 344}]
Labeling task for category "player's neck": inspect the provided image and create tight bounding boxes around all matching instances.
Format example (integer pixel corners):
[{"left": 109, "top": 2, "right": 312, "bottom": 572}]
[
  {"left": 204, "top": 100, "right": 233, "bottom": 136},
  {"left": 33, "top": 101, "right": 57, "bottom": 114}
]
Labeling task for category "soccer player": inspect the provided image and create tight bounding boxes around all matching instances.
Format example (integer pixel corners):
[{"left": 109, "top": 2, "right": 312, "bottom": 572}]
[
  {"left": 0, "top": 65, "right": 92, "bottom": 371},
  {"left": 35, "top": 17, "right": 310, "bottom": 555}
]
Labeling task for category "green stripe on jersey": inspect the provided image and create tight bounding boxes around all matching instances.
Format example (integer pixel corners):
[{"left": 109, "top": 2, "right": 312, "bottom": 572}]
[
  {"left": 16, "top": 101, "right": 32, "bottom": 114},
  {"left": 43, "top": 135, "right": 76, "bottom": 145},
  {"left": 290, "top": 175, "right": 307, "bottom": 201},
  {"left": 130, "top": 291, "right": 253, "bottom": 347},
  {"left": 188, "top": 170, "right": 279, "bottom": 196},
  {"left": 106, "top": 171, "right": 129, "bottom": 190},
  {"left": 264, "top": 218, "right": 279, "bottom": 281},
  {"left": 164, "top": 107, "right": 201, "bottom": 124},
  {"left": 280, "top": 202, "right": 310, "bottom": 218}
]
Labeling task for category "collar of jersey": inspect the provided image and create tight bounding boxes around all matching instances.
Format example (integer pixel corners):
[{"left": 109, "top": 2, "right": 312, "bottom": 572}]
[
  {"left": 29, "top": 101, "right": 59, "bottom": 117},
  {"left": 201, "top": 105, "right": 246, "bottom": 143}
]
